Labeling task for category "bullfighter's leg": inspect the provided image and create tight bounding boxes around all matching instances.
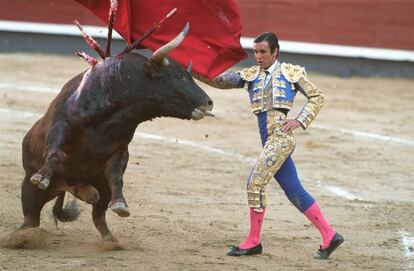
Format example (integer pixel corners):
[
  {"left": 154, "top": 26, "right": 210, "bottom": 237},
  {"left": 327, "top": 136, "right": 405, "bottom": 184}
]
[
  {"left": 30, "top": 121, "right": 69, "bottom": 190},
  {"left": 20, "top": 173, "right": 59, "bottom": 229},
  {"left": 92, "top": 184, "right": 124, "bottom": 250},
  {"left": 105, "top": 145, "right": 130, "bottom": 217}
]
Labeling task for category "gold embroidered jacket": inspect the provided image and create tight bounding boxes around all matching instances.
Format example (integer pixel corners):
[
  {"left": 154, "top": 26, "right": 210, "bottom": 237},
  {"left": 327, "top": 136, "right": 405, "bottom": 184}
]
[{"left": 194, "top": 62, "right": 324, "bottom": 129}]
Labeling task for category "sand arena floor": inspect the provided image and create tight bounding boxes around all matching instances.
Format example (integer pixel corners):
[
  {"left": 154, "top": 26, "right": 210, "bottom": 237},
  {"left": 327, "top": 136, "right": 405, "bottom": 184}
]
[{"left": 0, "top": 53, "right": 413, "bottom": 270}]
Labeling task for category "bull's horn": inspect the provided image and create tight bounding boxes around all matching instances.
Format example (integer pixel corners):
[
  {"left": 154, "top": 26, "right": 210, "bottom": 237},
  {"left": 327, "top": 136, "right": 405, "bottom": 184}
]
[
  {"left": 152, "top": 22, "right": 190, "bottom": 65},
  {"left": 187, "top": 60, "right": 192, "bottom": 73}
]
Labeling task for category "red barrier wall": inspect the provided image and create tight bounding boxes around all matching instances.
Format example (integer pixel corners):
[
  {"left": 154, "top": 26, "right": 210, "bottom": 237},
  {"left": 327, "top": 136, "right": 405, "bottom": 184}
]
[
  {"left": 238, "top": 0, "right": 414, "bottom": 50},
  {"left": 0, "top": 0, "right": 413, "bottom": 50}
]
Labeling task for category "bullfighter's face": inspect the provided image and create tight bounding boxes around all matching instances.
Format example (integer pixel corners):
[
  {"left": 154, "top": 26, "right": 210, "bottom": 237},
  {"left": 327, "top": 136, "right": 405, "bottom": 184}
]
[{"left": 253, "top": 41, "right": 278, "bottom": 69}]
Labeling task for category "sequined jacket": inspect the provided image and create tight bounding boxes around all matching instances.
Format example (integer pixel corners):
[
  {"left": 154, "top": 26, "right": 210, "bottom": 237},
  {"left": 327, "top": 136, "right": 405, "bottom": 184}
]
[{"left": 194, "top": 62, "right": 324, "bottom": 129}]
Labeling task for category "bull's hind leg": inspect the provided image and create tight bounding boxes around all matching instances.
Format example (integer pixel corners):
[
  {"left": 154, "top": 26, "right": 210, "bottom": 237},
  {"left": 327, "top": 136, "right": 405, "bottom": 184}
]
[
  {"left": 20, "top": 173, "right": 59, "bottom": 229},
  {"left": 105, "top": 145, "right": 130, "bottom": 217},
  {"left": 92, "top": 184, "right": 124, "bottom": 251},
  {"left": 2, "top": 175, "right": 57, "bottom": 249}
]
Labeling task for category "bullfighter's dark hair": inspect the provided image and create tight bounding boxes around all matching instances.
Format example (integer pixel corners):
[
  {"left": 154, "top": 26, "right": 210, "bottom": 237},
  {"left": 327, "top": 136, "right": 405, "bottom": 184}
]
[{"left": 254, "top": 32, "right": 280, "bottom": 54}]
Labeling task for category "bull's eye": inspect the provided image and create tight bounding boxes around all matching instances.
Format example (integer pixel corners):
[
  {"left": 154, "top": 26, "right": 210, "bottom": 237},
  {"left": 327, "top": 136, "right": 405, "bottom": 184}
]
[{"left": 176, "top": 73, "right": 184, "bottom": 79}]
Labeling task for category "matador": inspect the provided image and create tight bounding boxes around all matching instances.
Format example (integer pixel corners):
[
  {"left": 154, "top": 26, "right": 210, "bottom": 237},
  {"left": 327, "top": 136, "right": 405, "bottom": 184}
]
[{"left": 195, "top": 32, "right": 344, "bottom": 259}]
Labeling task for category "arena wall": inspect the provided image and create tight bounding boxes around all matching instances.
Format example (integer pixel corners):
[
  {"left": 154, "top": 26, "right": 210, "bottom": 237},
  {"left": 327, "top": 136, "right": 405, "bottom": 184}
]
[{"left": 0, "top": 0, "right": 413, "bottom": 77}]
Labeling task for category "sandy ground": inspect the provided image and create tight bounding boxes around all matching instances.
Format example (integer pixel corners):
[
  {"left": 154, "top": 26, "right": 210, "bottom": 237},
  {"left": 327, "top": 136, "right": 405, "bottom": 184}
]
[{"left": 0, "top": 53, "right": 413, "bottom": 271}]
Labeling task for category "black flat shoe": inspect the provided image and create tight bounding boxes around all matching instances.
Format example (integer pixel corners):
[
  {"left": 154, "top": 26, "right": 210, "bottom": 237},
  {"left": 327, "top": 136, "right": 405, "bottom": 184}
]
[
  {"left": 227, "top": 243, "right": 263, "bottom": 256},
  {"left": 314, "top": 232, "right": 344, "bottom": 259}
]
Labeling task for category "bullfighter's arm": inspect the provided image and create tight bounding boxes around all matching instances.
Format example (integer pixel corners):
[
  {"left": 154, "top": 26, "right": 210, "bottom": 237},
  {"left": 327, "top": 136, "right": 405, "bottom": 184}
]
[
  {"left": 193, "top": 71, "right": 245, "bottom": 89},
  {"left": 295, "top": 76, "right": 324, "bottom": 129},
  {"left": 282, "top": 63, "right": 324, "bottom": 129}
]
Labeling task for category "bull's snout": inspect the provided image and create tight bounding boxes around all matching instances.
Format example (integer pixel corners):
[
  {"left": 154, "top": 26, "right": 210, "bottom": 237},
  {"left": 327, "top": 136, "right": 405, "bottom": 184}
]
[{"left": 191, "top": 98, "right": 214, "bottom": 120}]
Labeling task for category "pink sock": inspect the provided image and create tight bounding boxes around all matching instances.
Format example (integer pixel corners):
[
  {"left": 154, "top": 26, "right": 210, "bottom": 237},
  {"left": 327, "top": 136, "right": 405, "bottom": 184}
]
[
  {"left": 304, "top": 202, "right": 336, "bottom": 249},
  {"left": 239, "top": 208, "right": 265, "bottom": 249}
]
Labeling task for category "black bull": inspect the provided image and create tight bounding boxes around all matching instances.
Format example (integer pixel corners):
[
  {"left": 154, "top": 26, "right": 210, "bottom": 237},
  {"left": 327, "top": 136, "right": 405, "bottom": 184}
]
[{"left": 13, "top": 28, "right": 213, "bottom": 247}]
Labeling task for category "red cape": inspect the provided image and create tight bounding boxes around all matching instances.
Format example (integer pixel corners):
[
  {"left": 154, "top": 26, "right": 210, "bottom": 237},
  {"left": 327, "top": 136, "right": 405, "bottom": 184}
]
[{"left": 75, "top": 0, "right": 247, "bottom": 79}]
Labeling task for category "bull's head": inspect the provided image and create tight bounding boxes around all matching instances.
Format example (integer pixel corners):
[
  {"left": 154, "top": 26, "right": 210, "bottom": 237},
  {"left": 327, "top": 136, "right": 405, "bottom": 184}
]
[{"left": 146, "top": 23, "right": 213, "bottom": 121}]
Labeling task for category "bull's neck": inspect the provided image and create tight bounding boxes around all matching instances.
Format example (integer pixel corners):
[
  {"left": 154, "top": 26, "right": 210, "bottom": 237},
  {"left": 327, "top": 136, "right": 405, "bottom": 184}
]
[{"left": 81, "top": 98, "right": 161, "bottom": 145}]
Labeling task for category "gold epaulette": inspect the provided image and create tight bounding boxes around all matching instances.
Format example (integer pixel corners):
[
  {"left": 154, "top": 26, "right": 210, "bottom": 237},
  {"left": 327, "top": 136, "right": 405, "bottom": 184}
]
[
  {"left": 281, "top": 63, "right": 305, "bottom": 83},
  {"left": 239, "top": 65, "right": 260, "bottom": 82}
]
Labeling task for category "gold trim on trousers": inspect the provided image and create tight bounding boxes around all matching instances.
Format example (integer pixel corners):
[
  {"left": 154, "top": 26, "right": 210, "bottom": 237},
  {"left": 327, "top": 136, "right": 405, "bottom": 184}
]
[{"left": 247, "top": 110, "right": 296, "bottom": 212}]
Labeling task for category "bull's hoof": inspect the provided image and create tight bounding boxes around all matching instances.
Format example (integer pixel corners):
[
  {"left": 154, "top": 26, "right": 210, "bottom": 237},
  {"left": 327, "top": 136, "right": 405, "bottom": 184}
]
[
  {"left": 102, "top": 240, "right": 125, "bottom": 251},
  {"left": 30, "top": 173, "right": 50, "bottom": 190},
  {"left": 38, "top": 177, "right": 50, "bottom": 190},
  {"left": 29, "top": 173, "right": 42, "bottom": 185},
  {"left": 102, "top": 235, "right": 124, "bottom": 251},
  {"left": 109, "top": 201, "right": 130, "bottom": 217}
]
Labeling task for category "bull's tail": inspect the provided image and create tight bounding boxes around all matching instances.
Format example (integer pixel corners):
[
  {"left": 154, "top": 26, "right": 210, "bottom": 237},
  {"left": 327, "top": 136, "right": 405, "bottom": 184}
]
[{"left": 52, "top": 192, "right": 80, "bottom": 225}]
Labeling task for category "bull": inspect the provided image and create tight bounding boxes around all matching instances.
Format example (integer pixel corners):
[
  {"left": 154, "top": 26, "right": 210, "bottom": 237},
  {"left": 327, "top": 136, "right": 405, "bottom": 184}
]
[{"left": 9, "top": 16, "right": 213, "bottom": 249}]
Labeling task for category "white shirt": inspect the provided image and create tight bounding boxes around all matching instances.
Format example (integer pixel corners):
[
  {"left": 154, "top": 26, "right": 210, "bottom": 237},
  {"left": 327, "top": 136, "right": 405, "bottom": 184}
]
[{"left": 263, "top": 60, "right": 279, "bottom": 88}]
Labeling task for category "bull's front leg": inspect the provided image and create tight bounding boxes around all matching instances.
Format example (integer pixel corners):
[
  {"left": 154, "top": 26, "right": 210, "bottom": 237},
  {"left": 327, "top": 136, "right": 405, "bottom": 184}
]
[
  {"left": 105, "top": 145, "right": 130, "bottom": 217},
  {"left": 30, "top": 121, "right": 69, "bottom": 190},
  {"left": 92, "top": 184, "right": 124, "bottom": 251}
]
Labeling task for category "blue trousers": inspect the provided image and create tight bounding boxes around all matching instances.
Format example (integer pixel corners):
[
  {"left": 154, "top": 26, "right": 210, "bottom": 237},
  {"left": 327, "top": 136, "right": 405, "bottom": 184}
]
[
  {"left": 274, "top": 155, "right": 315, "bottom": 212},
  {"left": 256, "top": 111, "right": 315, "bottom": 212}
]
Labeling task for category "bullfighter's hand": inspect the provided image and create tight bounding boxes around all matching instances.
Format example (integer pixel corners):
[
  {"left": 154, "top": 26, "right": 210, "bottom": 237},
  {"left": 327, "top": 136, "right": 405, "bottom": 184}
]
[{"left": 281, "top": 119, "right": 301, "bottom": 133}]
